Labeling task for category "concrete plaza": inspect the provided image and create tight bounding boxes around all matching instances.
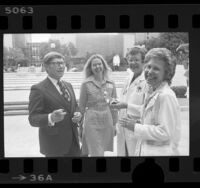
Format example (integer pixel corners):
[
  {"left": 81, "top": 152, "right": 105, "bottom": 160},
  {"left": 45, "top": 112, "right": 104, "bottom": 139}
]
[{"left": 4, "top": 108, "right": 189, "bottom": 157}]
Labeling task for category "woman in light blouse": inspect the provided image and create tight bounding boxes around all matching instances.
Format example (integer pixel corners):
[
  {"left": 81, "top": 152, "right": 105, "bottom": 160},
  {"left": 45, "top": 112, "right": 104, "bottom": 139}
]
[
  {"left": 112, "top": 48, "right": 181, "bottom": 156},
  {"left": 110, "top": 46, "right": 147, "bottom": 156},
  {"left": 79, "top": 54, "right": 118, "bottom": 156}
]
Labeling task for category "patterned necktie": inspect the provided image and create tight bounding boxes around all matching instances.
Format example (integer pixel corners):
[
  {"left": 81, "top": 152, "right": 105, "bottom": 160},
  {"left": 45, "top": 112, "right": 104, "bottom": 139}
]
[{"left": 57, "top": 80, "right": 71, "bottom": 102}]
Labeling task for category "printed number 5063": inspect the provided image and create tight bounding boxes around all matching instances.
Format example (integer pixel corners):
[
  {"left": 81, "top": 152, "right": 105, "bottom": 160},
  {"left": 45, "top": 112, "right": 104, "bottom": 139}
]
[{"left": 4, "top": 7, "right": 34, "bottom": 14}]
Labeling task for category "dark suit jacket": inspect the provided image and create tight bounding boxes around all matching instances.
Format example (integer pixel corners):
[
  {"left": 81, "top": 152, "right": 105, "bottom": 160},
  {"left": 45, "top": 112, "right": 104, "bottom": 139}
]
[{"left": 28, "top": 77, "right": 80, "bottom": 156}]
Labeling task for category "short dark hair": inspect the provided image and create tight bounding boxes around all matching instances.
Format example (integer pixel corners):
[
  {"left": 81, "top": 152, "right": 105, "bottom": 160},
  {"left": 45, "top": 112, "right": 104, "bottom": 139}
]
[
  {"left": 126, "top": 46, "right": 147, "bottom": 63},
  {"left": 43, "top": 51, "right": 64, "bottom": 65}
]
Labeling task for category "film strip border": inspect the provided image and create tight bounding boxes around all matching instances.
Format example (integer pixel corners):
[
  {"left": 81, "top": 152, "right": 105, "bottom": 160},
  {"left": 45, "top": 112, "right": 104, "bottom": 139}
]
[
  {"left": 0, "top": 5, "right": 199, "bottom": 31},
  {"left": 0, "top": 4, "right": 199, "bottom": 183},
  {"left": 0, "top": 157, "right": 200, "bottom": 183},
  {"left": 1, "top": 14, "right": 200, "bottom": 30},
  {"left": 0, "top": 14, "right": 200, "bottom": 30}
]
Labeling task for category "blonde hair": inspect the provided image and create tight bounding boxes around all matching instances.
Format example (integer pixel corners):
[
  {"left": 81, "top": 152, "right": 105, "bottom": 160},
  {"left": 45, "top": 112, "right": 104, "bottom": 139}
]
[{"left": 83, "top": 54, "right": 111, "bottom": 79}]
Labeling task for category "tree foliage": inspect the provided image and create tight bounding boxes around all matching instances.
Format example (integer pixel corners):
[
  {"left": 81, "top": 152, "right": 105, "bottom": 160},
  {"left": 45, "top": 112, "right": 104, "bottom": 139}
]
[
  {"left": 39, "top": 39, "right": 78, "bottom": 59},
  {"left": 135, "top": 33, "right": 189, "bottom": 64},
  {"left": 136, "top": 33, "right": 188, "bottom": 53},
  {"left": 8, "top": 47, "right": 25, "bottom": 60},
  {"left": 66, "top": 42, "right": 78, "bottom": 56},
  {"left": 4, "top": 47, "right": 25, "bottom": 67}
]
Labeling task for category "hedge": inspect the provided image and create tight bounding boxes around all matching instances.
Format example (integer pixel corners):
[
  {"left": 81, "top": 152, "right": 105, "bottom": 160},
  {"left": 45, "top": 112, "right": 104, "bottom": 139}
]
[{"left": 171, "top": 86, "right": 187, "bottom": 98}]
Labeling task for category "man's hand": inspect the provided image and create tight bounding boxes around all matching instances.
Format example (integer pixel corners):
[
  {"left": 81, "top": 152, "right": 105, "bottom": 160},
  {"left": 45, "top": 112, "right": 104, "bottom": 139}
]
[
  {"left": 50, "top": 109, "right": 67, "bottom": 123},
  {"left": 72, "top": 112, "right": 82, "bottom": 124}
]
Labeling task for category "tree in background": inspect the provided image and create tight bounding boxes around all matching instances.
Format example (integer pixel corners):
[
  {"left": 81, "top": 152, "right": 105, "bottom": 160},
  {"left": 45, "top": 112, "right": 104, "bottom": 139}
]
[
  {"left": 4, "top": 47, "right": 26, "bottom": 71},
  {"left": 135, "top": 33, "right": 189, "bottom": 64},
  {"left": 64, "top": 42, "right": 78, "bottom": 57},
  {"left": 39, "top": 40, "right": 78, "bottom": 59},
  {"left": 39, "top": 39, "right": 62, "bottom": 59},
  {"left": 39, "top": 39, "right": 78, "bottom": 71}
]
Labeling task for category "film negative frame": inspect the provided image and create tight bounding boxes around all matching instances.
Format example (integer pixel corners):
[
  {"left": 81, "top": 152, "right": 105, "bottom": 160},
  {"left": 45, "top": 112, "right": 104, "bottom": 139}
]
[{"left": 0, "top": 3, "right": 200, "bottom": 183}]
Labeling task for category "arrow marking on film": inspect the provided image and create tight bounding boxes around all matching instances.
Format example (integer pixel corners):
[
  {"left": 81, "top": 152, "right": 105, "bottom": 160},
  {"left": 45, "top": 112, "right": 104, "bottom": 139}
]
[{"left": 12, "top": 175, "right": 27, "bottom": 181}]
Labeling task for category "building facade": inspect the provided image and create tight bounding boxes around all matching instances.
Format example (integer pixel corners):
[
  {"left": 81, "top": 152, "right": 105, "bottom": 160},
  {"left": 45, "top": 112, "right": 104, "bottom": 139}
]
[
  {"left": 26, "top": 42, "right": 42, "bottom": 66},
  {"left": 75, "top": 33, "right": 124, "bottom": 58}
]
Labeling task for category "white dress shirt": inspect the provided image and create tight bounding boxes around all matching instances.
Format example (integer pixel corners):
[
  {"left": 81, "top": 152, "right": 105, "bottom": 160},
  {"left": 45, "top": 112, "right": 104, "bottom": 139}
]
[
  {"left": 47, "top": 76, "right": 63, "bottom": 126},
  {"left": 48, "top": 76, "right": 62, "bottom": 94}
]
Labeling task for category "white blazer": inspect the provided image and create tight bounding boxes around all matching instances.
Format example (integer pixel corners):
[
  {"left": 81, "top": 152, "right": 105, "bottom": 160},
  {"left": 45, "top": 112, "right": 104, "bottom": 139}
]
[
  {"left": 133, "top": 82, "right": 181, "bottom": 156},
  {"left": 117, "top": 72, "right": 146, "bottom": 156}
]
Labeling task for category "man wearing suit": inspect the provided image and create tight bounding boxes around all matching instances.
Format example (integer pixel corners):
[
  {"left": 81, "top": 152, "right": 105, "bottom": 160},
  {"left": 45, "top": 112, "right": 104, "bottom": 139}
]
[{"left": 28, "top": 51, "right": 82, "bottom": 157}]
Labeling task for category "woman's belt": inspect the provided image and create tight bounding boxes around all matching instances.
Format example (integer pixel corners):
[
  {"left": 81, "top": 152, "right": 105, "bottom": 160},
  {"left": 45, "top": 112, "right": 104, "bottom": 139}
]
[
  {"left": 86, "top": 103, "right": 108, "bottom": 111},
  {"left": 146, "top": 140, "right": 170, "bottom": 146}
]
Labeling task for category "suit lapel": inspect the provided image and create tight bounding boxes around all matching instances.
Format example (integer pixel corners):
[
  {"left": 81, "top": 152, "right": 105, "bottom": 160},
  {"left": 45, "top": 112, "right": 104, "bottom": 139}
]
[
  {"left": 44, "top": 78, "right": 70, "bottom": 111},
  {"left": 62, "top": 81, "right": 80, "bottom": 145},
  {"left": 129, "top": 73, "right": 145, "bottom": 88},
  {"left": 144, "top": 92, "right": 159, "bottom": 112},
  {"left": 122, "top": 79, "right": 130, "bottom": 96},
  {"left": 143, "top": 82, "right": 167, "bottom": 112},
  {"left": 43, "top": 78, "right": 79, "bottom": 145}
]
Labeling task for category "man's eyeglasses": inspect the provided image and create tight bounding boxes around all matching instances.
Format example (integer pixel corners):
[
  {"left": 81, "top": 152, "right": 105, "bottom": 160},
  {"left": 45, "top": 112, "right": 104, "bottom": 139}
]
[{"left": 50, "top": 61, "right": 65, "bottom": 66}]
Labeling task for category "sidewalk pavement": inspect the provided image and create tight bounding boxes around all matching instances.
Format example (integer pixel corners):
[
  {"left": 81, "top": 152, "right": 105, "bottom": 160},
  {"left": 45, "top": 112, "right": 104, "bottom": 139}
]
[{"left": 4, "top": 110, "right": 189, "bottom": 157}]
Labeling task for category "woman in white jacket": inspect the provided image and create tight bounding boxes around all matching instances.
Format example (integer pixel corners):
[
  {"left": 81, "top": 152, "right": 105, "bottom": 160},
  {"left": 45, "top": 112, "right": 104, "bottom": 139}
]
[
  {"left": 111, "top": 46, "right": 147, "bottom": 156},
  {"left": 112, "top": 48, "right": 181, "bottom": 156}
]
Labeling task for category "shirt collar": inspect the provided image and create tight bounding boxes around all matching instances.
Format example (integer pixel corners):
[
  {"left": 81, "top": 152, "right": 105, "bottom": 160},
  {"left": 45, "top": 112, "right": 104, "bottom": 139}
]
[
  {"left": 48, "top": 75, "right": 61, "bottom": 86},
  {"left": 135, "top": 72, "right": 145, "bottom": 81},
  {"left": 86, "top": 76, "right": 112, "bottom": 88},
  {"left": 146, "top": 81, "right": 168, "bottom": 96},
  {"left": 129, "top": 71, "right": 145, "bottom": 86}
]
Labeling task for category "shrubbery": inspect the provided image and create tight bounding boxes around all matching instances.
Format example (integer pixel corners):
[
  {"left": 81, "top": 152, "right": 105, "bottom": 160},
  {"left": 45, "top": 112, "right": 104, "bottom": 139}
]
[
  {"left": 171, "top": 86, "right": 187, "bottom": 98},
  {"left": 16, "top": 58, "right": 30, "bottom": 67}
]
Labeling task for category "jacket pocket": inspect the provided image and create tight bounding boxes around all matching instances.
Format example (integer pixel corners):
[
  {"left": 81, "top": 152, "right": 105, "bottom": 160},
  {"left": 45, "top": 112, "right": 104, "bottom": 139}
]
[{"left": 44, "top": 126, "right": 59, "bottom": 135}]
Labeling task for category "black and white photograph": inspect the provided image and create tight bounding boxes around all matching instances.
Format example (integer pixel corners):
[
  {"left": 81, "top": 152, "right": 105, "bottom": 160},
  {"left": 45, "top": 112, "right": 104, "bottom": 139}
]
[{"left": 3, "top": 33, "right": 189, "bottom": 157}]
